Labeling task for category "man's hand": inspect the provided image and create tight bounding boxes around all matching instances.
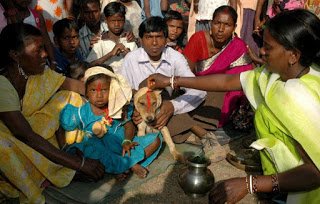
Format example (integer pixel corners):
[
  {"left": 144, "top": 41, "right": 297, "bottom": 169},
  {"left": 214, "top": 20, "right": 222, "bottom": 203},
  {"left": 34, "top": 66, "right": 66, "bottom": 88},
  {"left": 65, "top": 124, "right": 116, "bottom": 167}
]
[
  {"left": 122, "top": 31, "right": 135, "bottom": 42},
  {"left": 90, "top": 34, "right": 101, "bottom": 49},
  {"left": 154, "top": 101, "right": 174, "bottom": 130}
]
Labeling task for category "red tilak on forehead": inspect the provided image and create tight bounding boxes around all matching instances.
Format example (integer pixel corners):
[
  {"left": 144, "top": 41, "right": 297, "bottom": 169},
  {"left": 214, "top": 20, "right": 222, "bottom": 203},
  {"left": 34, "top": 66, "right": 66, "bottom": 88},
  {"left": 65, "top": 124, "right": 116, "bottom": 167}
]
[
  {"left": 146, "top": 89, "right": 152, "bottom": 111},
  {"left": 97, "top": 82, "right": 102, "bottom": 93}
]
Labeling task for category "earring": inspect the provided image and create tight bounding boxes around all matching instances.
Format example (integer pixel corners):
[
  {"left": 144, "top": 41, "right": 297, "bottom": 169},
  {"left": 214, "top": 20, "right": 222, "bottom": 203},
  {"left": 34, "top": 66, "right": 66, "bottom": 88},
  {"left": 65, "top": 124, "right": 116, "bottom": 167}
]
[{"left": 18, "top": 63, "right": 28, "bottom": 80}]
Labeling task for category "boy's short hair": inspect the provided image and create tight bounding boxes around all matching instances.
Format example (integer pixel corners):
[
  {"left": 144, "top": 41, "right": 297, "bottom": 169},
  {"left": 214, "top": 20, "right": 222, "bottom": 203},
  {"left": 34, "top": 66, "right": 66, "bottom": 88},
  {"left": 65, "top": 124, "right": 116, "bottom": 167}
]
[
  {"left": 103, "top": 2, "right": 126, "bottom": 18},
  {"left": 53, "top": 18, "right": 79, "bottom": 39},
  {"left": 80, "top": 0, "right": 101, "bottom": 10},
  {"left": 69, "top": 61, "right": 90, "bottom": 80},
  {"left": 164, "top": 10, "right": 183, "bottom": 22},
  {"left": 138, "top": 16, "right": 168, "bottom": 38}
]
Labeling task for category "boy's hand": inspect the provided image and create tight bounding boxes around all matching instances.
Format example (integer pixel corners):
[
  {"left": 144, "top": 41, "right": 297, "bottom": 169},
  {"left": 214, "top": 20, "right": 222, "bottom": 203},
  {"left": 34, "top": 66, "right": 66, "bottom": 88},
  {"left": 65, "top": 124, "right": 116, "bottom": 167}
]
[
  {"left": 90, "top": 34, "right": 101, "bottom": 49},
  {"left": 122, "top": 141, "right": 139, "bottom": 157},
  {"left": 132, "top": 109, "right": 143, "bottom": 125},
  {"left": 110, "top": 43, "right": 126, "bottom": 56}
]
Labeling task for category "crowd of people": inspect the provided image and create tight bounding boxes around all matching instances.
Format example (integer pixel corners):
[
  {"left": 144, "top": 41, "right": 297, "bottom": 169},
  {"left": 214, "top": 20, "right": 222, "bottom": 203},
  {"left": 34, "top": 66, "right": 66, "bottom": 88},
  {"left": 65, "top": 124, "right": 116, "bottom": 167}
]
[{"left": 0, "top": 0, "right": 319, "bottom": 203}]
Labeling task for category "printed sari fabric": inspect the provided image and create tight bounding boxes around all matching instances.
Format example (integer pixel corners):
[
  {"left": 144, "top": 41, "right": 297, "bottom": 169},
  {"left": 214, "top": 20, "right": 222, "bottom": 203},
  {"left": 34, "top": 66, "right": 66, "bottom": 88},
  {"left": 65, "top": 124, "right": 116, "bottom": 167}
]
[
  {"left": 0, "top": 69, "right": 83, "bottom": 204},
  {"left": 240, "top": 64, "right": 320, "bottom": 203},
  {"left": 183, "top": 32, "right": 253, "bottom": 127}
]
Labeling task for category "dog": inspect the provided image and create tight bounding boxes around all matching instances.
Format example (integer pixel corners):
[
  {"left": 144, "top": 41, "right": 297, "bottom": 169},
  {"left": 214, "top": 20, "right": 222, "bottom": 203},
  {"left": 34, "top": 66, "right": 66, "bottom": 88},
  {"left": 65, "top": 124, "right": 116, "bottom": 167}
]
[{"left": 134, "top": 87, "right": 184, "bottom": 162}]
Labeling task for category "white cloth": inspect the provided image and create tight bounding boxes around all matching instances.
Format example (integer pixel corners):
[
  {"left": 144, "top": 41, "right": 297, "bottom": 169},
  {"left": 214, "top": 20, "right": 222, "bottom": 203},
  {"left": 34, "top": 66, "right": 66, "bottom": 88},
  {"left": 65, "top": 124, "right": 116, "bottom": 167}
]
[
  {"left": 196, "top": 0, "right": 228, "bottom": 20},
  {"left": 84, "top": 66, "right": 132, "bottom": 119},
  {"left": 120, "top": 47, "right": 207, "bottom": 115},
  {"left": 86, "top": 38, "right": 137, "bottom": 74}
]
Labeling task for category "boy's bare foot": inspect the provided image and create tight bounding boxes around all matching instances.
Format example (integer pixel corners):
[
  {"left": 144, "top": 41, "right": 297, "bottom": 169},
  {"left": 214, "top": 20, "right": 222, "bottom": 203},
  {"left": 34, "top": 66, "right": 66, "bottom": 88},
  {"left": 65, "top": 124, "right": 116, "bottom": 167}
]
[
  {"left": 131, "top": 164, "right": 148, "bottom": 178},
  {"left": 115, "top": 171, "right": 130, "bottom": 181}
]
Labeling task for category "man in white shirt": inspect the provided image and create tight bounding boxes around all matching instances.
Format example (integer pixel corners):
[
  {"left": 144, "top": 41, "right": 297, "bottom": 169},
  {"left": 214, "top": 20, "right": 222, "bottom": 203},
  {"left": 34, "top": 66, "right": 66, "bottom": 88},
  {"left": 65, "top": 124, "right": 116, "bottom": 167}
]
[{"left": 120, "top": 17, "right": 209, "bottom": 144}]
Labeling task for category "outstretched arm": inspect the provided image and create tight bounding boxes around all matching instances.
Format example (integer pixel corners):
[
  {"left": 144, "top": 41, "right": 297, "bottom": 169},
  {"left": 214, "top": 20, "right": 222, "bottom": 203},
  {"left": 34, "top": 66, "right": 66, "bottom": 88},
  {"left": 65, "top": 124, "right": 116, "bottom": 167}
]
[{"left": 148, "top": 73, "right": 242, "bottom": 92}]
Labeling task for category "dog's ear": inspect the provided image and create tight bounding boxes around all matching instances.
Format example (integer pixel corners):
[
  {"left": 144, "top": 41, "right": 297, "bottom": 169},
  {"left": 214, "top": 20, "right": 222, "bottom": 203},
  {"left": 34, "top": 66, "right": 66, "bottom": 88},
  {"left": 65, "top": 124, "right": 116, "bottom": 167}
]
[
  {"left": 153, "top": 89, "right": 162, "bottom": 108},
  {"left": 153, "top": 89, "right": 162, "bottom": 96}
]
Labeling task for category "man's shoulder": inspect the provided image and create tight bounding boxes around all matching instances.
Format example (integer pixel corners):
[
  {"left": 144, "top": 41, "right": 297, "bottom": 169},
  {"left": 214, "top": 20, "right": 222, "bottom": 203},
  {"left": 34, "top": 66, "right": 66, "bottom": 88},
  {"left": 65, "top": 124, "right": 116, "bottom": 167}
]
[
  {"left": 125, "top": 47, "right": 145, "bottom": 60},
  {"left": 163, "top": 47, "right": 186, "bottom": 62},
  {"left": 79, "top": 25, "right": 90, "bottom": 38}
]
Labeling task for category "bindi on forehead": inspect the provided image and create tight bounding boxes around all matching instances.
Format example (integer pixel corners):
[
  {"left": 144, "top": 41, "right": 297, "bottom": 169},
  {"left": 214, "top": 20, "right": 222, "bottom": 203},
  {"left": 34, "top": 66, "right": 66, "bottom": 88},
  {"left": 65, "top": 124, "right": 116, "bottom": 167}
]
[{"left": 96, "top": 82, "right": 102, "bottom": 93}]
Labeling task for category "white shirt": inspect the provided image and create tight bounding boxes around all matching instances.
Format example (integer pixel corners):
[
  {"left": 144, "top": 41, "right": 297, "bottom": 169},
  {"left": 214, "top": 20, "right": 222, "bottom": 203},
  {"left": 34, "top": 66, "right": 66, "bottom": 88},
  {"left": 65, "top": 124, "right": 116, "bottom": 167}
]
[
  {"left": 120, "top": 47, "right": 207, "bottom": 115},
  {"left": 86, "top": 38, "right": 137, "bottom": 74}
]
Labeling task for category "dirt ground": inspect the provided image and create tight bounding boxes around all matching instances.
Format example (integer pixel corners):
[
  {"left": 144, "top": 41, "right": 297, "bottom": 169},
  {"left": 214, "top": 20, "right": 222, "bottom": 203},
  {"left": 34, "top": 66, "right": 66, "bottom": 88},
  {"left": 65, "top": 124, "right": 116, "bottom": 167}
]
[{"left": 111, "top": 136, "right": 260, "bottom": 204}]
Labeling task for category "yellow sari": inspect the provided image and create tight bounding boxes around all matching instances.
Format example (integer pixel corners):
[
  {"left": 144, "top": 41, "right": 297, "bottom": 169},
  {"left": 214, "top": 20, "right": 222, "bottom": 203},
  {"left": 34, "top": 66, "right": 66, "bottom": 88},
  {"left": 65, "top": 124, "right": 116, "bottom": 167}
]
[
  {"left": 241, "top": 64, "right": 320, "bottom": 203},
  {"left": 0, "top": 69, "right": 83, "bottom": 204}
]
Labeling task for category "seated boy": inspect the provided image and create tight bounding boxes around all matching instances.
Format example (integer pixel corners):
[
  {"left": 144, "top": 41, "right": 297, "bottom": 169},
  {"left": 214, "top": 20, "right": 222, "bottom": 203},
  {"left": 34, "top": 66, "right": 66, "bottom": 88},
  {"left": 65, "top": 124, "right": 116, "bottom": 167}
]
[
  {"left": 53, "top": 18, "right": 84, "bottom": 76},
  {"left": 86, "top": 2, "right": 137, "bottom": 73}
]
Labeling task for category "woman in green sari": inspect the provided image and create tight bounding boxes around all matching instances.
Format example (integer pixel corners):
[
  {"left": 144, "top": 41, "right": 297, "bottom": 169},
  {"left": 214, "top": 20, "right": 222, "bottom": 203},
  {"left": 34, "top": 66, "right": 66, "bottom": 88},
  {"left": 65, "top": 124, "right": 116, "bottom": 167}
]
[{"left": 147, "top": 9, "right": 320, "bottom": 204}]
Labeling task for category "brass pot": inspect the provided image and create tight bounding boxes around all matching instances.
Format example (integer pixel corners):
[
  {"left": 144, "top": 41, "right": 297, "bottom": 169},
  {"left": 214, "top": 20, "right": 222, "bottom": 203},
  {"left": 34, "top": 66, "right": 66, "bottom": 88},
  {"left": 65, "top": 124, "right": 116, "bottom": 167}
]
[{"left": 178, "top": 156, "right": 215, "bottom": 198}]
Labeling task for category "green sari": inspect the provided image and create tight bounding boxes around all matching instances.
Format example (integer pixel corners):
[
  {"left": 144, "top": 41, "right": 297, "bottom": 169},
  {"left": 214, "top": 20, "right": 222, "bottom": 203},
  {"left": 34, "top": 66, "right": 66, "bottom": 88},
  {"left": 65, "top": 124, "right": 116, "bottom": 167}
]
[{"left": 240, "top": 64, "right": 320, "bottom": 203}]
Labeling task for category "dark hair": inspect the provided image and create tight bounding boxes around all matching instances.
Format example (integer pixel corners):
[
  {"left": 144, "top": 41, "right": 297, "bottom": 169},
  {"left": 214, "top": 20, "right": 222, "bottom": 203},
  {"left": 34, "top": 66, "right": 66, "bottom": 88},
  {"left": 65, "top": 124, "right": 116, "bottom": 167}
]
[
  {"left": 164, "top": 10, "right": 183, "bottom": 22},
  {"left": 212, "top": 5, "right": 238, "bottom": 25},
  {"left": 139, "top": 16, "right": 168, "bottom": 38},
  {"left": 69, "top": 61, "right": 90, "bottom": 80},
  {"left": 266, "top": 9, "right": 320, "bottom": 67},
  {"left": 53, "top": 18, "right": 79, "bottom": 39},
  {"left": 104, "top": 2, "right": 126, "bottom": 18},
  {"left": 164, "top": 10, "right": 185, "bottom": 48},
  {"left": 0, "top": 23, "right": 42, "bottom": 69},
  {"left": 85, "top": 73, "right": 112, "bottom": 92},
  {"left": 81, "top": 0, "right": 101, "bottom": 10}
]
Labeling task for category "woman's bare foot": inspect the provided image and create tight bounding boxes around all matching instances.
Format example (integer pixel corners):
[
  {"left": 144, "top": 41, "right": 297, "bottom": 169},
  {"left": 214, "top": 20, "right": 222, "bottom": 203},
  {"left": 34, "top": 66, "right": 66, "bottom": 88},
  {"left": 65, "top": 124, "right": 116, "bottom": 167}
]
[{"left": 131, "top": 164, "right": 148, "bottom": 178}]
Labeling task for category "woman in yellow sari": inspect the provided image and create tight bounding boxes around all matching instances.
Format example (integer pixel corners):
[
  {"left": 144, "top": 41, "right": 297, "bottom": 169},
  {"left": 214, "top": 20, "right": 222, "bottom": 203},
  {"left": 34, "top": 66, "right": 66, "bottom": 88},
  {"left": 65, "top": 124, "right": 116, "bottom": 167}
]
[
  {"left": 0, "top": 23, "right": 104, "bottom": 204},
  {"left": 148, "top": 9, "right": 320, "bottom": 204}
]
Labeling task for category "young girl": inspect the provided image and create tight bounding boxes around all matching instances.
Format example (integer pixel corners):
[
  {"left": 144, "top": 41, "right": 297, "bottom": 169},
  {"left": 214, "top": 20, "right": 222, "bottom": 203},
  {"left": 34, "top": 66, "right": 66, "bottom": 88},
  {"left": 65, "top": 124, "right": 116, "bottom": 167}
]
[
  {"left": 86, "top": 2, "right": 137, "bottom": 73},
  {"left": 59, "top": 66, "right": 162, "bottom": 179},
  {"left": 164, "top": 10, "right": 186, "bottom": 53},
  {"left": 5, "top": 0, "right": 56, "bottom": 69}
]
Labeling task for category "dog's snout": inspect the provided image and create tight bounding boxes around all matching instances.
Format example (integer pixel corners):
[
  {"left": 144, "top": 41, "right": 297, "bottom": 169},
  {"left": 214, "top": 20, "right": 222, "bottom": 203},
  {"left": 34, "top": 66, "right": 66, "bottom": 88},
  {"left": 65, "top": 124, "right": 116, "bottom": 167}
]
[{"left": 146, "top": 116, "right": 155, "bottom": 123}]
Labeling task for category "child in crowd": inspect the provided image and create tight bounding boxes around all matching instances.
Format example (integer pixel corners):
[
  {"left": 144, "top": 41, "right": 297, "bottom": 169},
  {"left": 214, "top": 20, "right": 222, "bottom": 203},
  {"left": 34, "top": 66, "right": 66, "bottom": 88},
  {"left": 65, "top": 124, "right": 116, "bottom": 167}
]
[
  {"left": 59, "top": 66, "right": 162, "bottom": 179},
  {"left": 79, "top": 0, "right": 136, "bottom": 59},
  {"left": 4, "top": 0, "right": 56, "bottom": 69},
  {"left": 69, "top": 61, "right": 90, "bottom": 81},
  {"left": 164, "top": 10, "right": 185, "bottom": 53},
  {"left": 86, "top": 2, "right": 137, "bottom": 73},
  {"left": 119, "top": 0, "right": 142, "bottom": 39},
  {"left": 53, "top": 18, "right": 84, "bottom": 76}
]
